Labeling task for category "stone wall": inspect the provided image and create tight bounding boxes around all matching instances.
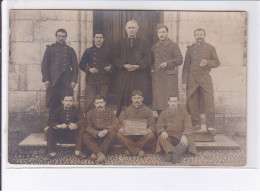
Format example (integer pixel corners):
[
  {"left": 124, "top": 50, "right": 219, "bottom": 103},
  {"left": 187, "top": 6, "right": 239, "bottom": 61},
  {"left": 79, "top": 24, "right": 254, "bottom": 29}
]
[
  {"left": 9, "top": 10, "right": 93, "bottom": 137},
  {"left": 9, "top": 10, "right": 247, "bottom": 137}
]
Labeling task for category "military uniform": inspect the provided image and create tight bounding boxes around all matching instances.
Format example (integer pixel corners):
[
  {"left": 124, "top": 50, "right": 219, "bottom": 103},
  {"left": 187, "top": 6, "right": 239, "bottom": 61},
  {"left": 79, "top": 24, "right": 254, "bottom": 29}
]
[
  {"left": 41, "top": 42, "right": 78, "bottom": 115},
  {"left": 113, "top": 37, "right": 152, "bottom": 116},
  {"left": 117, "top": 104, "right": 156, "bottom": 155},
  {"left": 47, "top": 105, "right": 86, "bottom": 154},
  {"left": 151, "top": 38, "right": 183, "bottom": 111},
  {"left": 182, "top": 42, "right": 220, "bottom": 129},
  {"left": 82, "top": 108, "right": 119, "bottom": 154},
  {"left": 156, "top": 105, "right": 196, "bottom": 155},
  {"left": 79, "top": 45, "right": 113, "bottom": 112}
]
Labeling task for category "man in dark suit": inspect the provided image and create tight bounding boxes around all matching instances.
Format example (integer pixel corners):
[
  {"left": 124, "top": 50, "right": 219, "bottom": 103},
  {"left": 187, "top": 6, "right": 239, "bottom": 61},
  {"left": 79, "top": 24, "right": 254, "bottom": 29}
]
[
  {"left": 41, "top": 28, "right": 78, "bottom": 116},
  {"left": 79, "top": 31, "right": 113, "bottom": 113},
  {"left": 113, "top": 20, "right": 152, "bottom": 117}
]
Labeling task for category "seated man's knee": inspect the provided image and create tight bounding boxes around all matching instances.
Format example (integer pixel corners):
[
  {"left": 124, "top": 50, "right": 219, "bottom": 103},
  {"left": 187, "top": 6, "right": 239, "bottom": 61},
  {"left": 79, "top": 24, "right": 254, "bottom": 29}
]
[{"left": 146, "top": 131, "right": 155, "bottom": 140}]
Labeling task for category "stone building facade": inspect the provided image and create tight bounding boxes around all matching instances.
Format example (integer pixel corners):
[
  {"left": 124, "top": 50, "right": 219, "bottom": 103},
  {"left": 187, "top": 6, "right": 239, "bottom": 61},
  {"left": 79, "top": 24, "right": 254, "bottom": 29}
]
[{"left": 8, "top": 10, "right": 247, "bottom": 137}]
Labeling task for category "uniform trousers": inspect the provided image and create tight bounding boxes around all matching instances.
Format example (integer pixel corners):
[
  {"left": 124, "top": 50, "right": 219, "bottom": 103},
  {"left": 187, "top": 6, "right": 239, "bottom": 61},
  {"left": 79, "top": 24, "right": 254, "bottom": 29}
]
[
  {"left": 82, "top": 127, "right": 118, "bottom": 154},
  {"left": 47, "top": 127, "right": 84, "bottom": 153},
  {"left": 85, "top": 83, "right": 108, "bottom": 113},
  {"left": 158, "top": 135, "right": 192, "bottom": 156},
  {"left": 117, "top": 131, "right": 155, "bottom": 155}
]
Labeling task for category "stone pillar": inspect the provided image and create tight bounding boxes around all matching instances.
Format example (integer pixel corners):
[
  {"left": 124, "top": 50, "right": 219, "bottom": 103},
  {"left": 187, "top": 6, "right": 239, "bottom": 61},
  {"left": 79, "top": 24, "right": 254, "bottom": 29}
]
[{"left": 78, "top": 10, "right": 93, "bottom": 112}]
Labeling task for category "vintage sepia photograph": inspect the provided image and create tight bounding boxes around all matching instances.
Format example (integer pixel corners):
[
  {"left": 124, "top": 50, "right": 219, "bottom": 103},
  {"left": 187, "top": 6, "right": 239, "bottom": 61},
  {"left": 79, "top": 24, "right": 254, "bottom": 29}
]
[{"left": 7, "top": 9, "right": 247, "bottom": 166}]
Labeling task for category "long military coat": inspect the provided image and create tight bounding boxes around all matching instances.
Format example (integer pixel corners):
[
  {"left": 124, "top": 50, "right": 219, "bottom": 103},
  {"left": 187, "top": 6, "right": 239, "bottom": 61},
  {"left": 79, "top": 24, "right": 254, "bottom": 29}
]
[
  {"left": 113, "top": 37, "right": 152, "bottom": 111},
  {"left": 151, "top": 38, "right": 183, "bottom": 111},
  {"left": 182, "top": 42, "right": 220, "bottom": 114},
  {"left": 41, "top": 42, "right": 78, "bottom": 107}
]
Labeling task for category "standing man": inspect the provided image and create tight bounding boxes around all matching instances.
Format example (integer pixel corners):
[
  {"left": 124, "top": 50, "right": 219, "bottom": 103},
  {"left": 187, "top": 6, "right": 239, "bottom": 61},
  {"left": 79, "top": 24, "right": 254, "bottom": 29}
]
[
  {"left": 41, "top": 28, "right": 78, "bottom": 116},
  {"left": 113, "top": 20, "right": 151, "bottom": 117},
  {"left": 156, "top": 96, "right": 196, "bottom": 163},
  {"left": 182, "top": 28, "right": 220, "bottom": 134},
  {"left": 82, "top": 95, "right": 119, "bottom": 164},
  {"left": 117, "top": 90, "right": 156, "bottom": 157},
  {"left": 79, "top": 31, "right": 113, "bottom": 113},
  {"left": 151, "top": 24, "right": 183, "bottom": 116}
]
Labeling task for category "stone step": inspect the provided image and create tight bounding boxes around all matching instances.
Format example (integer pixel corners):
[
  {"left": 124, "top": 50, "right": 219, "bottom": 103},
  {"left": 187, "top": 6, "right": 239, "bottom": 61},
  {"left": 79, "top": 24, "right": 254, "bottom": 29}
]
[
  {"left": 192, "top": 126, "right": 215, "bottom": 142},
  {"left": 19, "top": 133, "right": 240, "bottom": 150}
]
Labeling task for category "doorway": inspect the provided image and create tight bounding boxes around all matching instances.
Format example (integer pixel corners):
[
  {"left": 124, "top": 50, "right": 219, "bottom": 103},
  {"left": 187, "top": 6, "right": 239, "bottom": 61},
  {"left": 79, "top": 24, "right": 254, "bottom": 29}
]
[{"left": 93, "top": 10, "right": 163, "bottom": 105}]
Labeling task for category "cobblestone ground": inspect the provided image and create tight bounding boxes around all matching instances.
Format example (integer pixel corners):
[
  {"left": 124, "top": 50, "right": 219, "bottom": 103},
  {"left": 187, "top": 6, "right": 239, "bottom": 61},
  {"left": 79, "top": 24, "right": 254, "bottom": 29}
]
[{"left": 8, "top": 135, "right": 246, "bottom": 166}]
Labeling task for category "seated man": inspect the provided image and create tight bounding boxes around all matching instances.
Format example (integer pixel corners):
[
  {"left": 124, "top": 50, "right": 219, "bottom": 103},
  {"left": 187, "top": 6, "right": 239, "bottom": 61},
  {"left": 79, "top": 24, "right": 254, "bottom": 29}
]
[
  {"left": 156, "top": 96, "right": 197, "bottom": 163},
  {"left": 47, "top": 93, "right": 86, "bottom": 159},
  {"left": 117, "top": 90, "right": 156, "bottom": 157},
  {"left": 82, "top": 95, "right": 119, "bottom": 164}
]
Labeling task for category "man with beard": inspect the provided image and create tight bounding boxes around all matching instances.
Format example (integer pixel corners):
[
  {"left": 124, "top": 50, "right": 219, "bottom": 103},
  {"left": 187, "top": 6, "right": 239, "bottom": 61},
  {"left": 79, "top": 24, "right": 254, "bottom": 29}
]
[
  {"left": 82, "top": 95, "right": 119, "bottom": 164},
  {"left": 41, "top": 28, "right": 78, "bottom": 116},
  {"left": 47, "top": 93, "right": 86, "bottom": 159},
  {"left": 151, "top": 24, "right": 183, "bottom": 116},
  {"left": 182, "top": 28, "right": 220, "bottom": 134},
  {"left": 117, "top": 90, "right": 156, "bottom": 157},
  {"left": 79, "top": 32, "right": 113, "bottom": 113},
  {"left": 156, "top": 96, "right": 196, "bottom": 163},
  {"left": 113, "top": 20, "right": 151, "bottom": 117}
]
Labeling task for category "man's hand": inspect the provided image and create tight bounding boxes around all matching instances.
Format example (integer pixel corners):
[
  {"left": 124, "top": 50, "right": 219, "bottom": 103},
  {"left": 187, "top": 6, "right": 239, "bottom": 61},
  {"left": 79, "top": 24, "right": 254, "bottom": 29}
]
[
  {"left": 160, "top": 62, "right": 167, "bottom": 69},
  {"left": 160, "top": 131, "right": 168, "bottom": 140},
  {"left": 123, "top": 64, "right": 132, "bottom": 70},
  {"left": 147, "top": 128, "right": 152, "bottom": 134},
  {"left": 89, "top": 67, "right": 99, "bottom": 74},
  {"left": 44, "top": 81, "right": 50, "bottom": 89},
  {"left": 104, "top": 65, "right": 112, "bottom": 72},
  {"left": 57, "top": 123, "right": 68, "bottom": 129},
  {"left": 70, "top": 82, "right": 76, "bottom": 89},
  {"left": 199, "top": 59, "right": 207, "bottom": 67},
  {"left": 97, "top": 129, "right": 108, "bottom": 138},
  {"left": 68, "top": 123, "right": 78, "bottom": 130},
  {"left": 180, "top": 135, "right": 188, "bottom": 146}
]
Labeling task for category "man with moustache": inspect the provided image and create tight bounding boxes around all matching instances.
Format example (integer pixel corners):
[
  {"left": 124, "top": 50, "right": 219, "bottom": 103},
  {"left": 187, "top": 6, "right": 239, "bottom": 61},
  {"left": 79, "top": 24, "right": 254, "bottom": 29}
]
[
  {"left": 113, "top": 20, "right": 151, "bottom": 117},
  {"left": 117, "top": 90, "right": 156, "bottom": 157},
  {"left": 47, "top": 93, "right": 86, "bottom": 159},
  {"left": 41, "top": 28, "right": 78, "bottom": 116},
  {"left": 79, "top": 31, "right": 113, "bottom": 113},
  {"left": 82, "top": 95, "right": 119, "bottom": 164},
  {"left": 156, "top": 96, "right": 196, "bottom": 163},
  {"left": 182, "top": 28, "right": 220, "bottom": 134},
  {"left": 151, "top": 24, "right": 183, "bottom": 116}
]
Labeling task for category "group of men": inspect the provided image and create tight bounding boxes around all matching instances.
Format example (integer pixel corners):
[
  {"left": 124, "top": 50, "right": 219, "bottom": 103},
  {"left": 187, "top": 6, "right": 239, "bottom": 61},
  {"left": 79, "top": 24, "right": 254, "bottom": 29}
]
[{"left": 41, "top": 19, "right": 219, "bottom": 164}]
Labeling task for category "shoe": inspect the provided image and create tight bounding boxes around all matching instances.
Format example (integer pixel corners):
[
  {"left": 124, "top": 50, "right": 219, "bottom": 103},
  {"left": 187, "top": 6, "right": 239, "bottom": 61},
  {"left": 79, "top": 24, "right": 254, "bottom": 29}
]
[
  {"left": 90, "top": 153, "right": 97, "bottom": 160},
  {"left": 96, "top": 152, "right": 106, "bottom": 164},
  {"left": 124, "top": 149, "right": 131, "bottom": 156},
  {"left": 164, "top": 153, "right": 173, "bottom": 162},
  {"left": 193, "top": 125, "right": 201, "bottom": 131},
  {"left": 138, "top": 150, "right": 145, "bottom": 157},
  {"left": 207, "top": 127, "right": 216, "bottom": 135},
  {"left": 171, "top": 152, "right": 182, "bottom": 164},
  {"left": 76, "top": 152, "right": 86, "bottom": 159},
  {"left": 47, "top": 152, "right": 56, "bottom": 159}
]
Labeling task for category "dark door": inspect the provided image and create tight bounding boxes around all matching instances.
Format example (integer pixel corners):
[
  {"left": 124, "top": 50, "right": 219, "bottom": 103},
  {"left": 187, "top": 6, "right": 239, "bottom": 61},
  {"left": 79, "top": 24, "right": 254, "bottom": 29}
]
[{"left": 93, "top": 10, "right": 163, "bottom": 105}]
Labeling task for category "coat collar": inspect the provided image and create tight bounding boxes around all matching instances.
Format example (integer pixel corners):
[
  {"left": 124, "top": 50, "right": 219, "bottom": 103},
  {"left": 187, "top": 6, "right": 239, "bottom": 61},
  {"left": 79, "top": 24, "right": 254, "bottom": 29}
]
[
  {"left": 125, "top": 36, "right": 140, "bottom": 47},
  {"left": 155, "top": 38, "right": 172, "bottom": 48}
]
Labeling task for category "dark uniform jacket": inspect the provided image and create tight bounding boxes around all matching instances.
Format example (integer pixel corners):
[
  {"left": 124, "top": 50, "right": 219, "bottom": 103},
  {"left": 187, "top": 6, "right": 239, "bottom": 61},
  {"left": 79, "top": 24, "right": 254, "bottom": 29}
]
[
  {"left": 113, "top": 37, "right": 152, "bottom": 108},
  {"left": 79, "top": 45, "right": 113, "bottom": 85},
  {"left": 119, "top": 104, "right": 156, "bottom": 133},
  {"left": 48, "top": 105, "right": 86, "bottom": 129},
  {"left": 182, "top": 42, "right": 220, "bottom": 114},
  {"left": 86, "top": 108, "right": 119, "bottom": 138},
  {"left": 41, "top": 42, "right": 78, "bottom": 107}
]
